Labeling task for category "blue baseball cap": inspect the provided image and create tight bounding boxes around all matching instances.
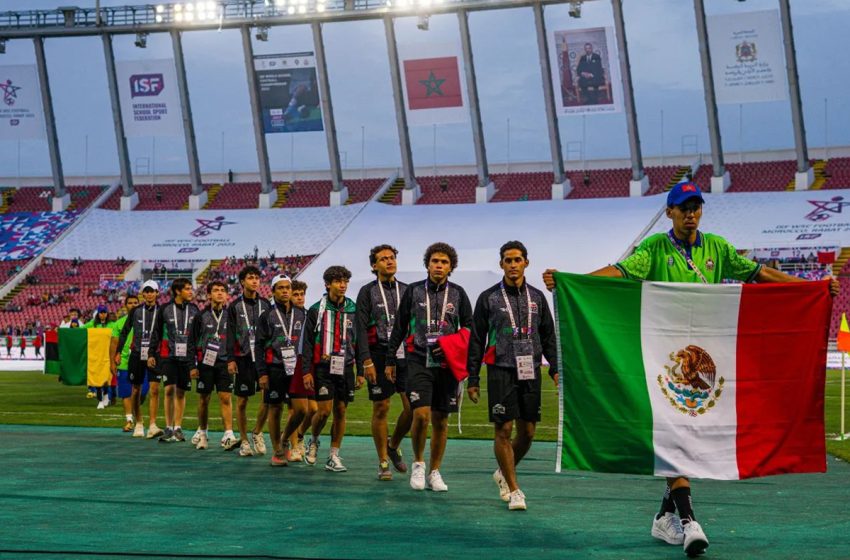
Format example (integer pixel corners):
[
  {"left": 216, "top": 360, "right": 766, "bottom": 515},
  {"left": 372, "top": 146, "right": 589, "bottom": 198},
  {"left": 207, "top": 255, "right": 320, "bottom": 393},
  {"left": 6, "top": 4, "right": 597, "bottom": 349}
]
[{"left": 667, "top": 181, "right": 705, "bottom": 207}]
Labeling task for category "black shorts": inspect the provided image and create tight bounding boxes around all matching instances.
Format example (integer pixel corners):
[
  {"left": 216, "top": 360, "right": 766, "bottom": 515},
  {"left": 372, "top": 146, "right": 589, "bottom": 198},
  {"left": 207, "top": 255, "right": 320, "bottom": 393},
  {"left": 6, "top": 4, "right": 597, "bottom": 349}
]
[
  {"left": 162, "top": 360, "right": 192, "bottom": 391},
  {"left": 263, "top": 365, "right": 292, "bottom": 405},
  {"left": 233, "top": 355, "right": 258, "bottom": 397},
  {"left": 197, "top": 362, "right": 233, "bottom": 394},
  {"left": 367, "top": 351, "right": 408, "bottom": 402},
  {"left": 129, "top": 353, "right": 162, "bottom": 385},
  {"left": 406, "top": 360, "right": 459, "bottom": 414},
  {"left": 314, "top": 364, "right": 355, "bottom": 404},
  {"left": 486, "top": 365, "right": 542, "bottom": 424}
]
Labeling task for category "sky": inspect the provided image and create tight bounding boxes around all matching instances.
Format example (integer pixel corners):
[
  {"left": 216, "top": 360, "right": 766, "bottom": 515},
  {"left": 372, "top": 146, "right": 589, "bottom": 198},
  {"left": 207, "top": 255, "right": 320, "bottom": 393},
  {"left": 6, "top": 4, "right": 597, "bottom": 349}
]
[{"left": 0, "top": 0, "right": 849, "bottom": 179}]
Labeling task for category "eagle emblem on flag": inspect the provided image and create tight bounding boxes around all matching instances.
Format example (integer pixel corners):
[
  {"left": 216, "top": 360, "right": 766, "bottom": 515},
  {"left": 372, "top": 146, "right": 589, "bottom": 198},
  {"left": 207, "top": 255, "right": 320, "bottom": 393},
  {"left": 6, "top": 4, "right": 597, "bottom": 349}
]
[{"left": 658, "top": 345, "right": 725, "bottom": 417}]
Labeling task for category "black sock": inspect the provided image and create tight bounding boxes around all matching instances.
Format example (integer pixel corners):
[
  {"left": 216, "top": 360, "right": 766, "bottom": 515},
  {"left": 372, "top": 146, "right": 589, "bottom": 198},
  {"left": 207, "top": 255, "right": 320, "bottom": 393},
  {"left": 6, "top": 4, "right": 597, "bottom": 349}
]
[
  {"left": 671, "top": 487, "right": 696, "bottom": 523},
  {"left": 657, "top": 485, "right": 676, "bottom": 519}
]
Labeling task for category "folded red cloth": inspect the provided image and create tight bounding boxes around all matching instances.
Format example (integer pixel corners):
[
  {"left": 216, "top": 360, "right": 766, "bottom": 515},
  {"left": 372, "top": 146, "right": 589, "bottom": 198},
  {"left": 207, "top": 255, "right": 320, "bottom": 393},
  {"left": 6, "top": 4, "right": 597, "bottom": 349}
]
[{"left": 437, "top": 327, "right": 470, "bottom": 382}]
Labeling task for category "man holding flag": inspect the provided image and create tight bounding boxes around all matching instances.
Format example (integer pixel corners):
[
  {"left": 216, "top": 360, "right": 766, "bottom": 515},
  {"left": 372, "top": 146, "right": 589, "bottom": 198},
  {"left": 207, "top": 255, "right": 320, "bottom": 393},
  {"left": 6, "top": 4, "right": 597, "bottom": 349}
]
[{"left": 544, "top": 181, "right": 839, "bottom": 557}]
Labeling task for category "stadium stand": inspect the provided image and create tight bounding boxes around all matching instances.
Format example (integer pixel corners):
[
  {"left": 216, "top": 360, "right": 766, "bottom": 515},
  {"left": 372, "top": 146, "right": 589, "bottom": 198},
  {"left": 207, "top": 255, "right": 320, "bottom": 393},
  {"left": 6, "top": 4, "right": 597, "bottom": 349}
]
[
  {"left": 100, "top": 184, "right": 191, "bottom": 211},
  {"left": 823, "top": 157, "right": 850, "bottom": 190},
  {"left": 0, "top": 185, "right": 105, "bottom": 213},
  {"left": 490, "top": 172, "right": 555, "bottom": 202},
  {"left": 566, "top": 168, "right": 633, "bottom": 199},
  {"left": 416, "top": 175, "right": 478, "bottom": 205},
  {"left": 0, "top": 212, "right": 79, "bottom": 262},
  {"left": 198, "top": 255, "right": 314, "bottom": 299},
  {"left": 205, "top": 182, "right": 262, "bottom": 210}
]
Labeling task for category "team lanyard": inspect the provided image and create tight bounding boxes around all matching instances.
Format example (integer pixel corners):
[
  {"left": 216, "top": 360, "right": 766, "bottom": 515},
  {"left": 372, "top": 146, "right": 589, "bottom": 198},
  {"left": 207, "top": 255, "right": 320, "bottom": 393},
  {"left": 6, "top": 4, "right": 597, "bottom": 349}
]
[
  {"left": 210, "top": 307, "right": 224, "bottom": 337},
  {"left": 425, "top": 279, "right": 450, "bottom": 333},
  {"left": 377, "top": 279, "right": 400, "bottom": 327},
  {"left": 500, "top": 280, "right": 532, "bottom": 339},
  {"left": 141, "top": 305, "right": 157, "bottom": 337},
  {"left": 171, "top": 303, "right": 190, "bottom": 336},
  {"left": 273, "top": 303, "right": 295, "bottom": 344},
  {"left": 240, "top": 298, "right": 262, "bottom": 332},
  {"left": 318, "top": 296, "right": 347, "bottom": 355},
  {"left": 667, "top": 231, "right": 709, "bottom": 285}
]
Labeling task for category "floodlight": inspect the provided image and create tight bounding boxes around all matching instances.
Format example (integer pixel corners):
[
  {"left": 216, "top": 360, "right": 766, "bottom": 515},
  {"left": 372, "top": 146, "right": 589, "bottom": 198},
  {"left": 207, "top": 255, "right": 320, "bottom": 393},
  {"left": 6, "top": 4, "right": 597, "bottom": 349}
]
[
  {"left": 317, "top": 3, "right": 326, "bottom": 13},
  {"left": 155, "top": 14, "right": 163, "bottom": 22},
  {"left": 287, "top": 6, "right": 295, "bottom": 14},
  {"left": 155, "top": 4, "right": 165, "bottom": 13},
  {"left": 298, "top": 5, "right": 307, "bottom": 14}
]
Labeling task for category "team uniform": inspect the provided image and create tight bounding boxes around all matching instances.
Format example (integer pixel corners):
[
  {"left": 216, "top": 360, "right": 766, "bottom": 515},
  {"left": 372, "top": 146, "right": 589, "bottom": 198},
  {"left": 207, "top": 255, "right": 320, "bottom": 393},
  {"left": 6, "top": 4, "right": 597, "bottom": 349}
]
[
  {"left": 467, "top": 281, "right": 558, "bottom": 424},
  {"left": 301, "top": 296, "right": 358, "bottom": 404},
  {"left": 117, "top": 303, "right": 162, "bottom": 386},
  {"left": 355, "top": 279, "right": 409, "bottom": 401},
  {"left": 386, "top": 279, "right": 473, "bottom": 413},
  {"left": 255, "top": 302, "right": 306, "bottom": 405},
  {"left": 149, "top": 300, "right": 201, "bottom": 392},
  {"left": 112, "top": 314, "right": 149, "bottom": 407},
  {"left": 226, "top": 294, "right": 270, "bottom": 397},
  {"left": 189, "top": 305, "right": 233, "bottom": 396}
]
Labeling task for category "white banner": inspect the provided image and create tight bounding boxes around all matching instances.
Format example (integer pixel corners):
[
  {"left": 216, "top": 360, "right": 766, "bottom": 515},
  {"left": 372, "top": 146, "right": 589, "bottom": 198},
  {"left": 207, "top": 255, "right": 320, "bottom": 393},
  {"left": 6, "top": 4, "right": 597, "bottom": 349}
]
[
  {"left": 550, "top": 27, "right": 623, "bottom": 116},
  {"left": 708, "top": 10, "right": 788, "bottom": 105},
  {"left": 47, "top": 205, "right": 363, "bottom": 261},
  {"left": 0, "top": 65, "right": 45, "bottom": 140},
  {"left": 398, "top": 42, "right": 468, "bottom": 126},
  {"left": 116, "top": 59, "right": 183, "bottom": 137}
]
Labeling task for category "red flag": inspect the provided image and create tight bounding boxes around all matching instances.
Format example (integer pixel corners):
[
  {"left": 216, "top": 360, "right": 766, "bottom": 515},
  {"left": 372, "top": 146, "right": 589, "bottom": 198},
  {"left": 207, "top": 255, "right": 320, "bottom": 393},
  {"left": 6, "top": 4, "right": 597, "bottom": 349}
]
[{"left": 403, "top": 57, "right": 463, "bottom": 110}]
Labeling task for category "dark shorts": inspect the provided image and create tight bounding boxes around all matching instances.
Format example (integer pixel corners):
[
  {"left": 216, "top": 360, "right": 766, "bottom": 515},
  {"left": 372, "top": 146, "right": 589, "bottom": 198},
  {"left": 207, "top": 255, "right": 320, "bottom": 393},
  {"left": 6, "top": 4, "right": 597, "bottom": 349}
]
[
  {"left": 314, "top": 364, "right": 355, "bottom": 404},
  {"left": 288, "top": 356, "right": 315, "bottom": 400},
  {"left": 233, "top": 355, "right": 258, "bottom": 397},
  {"left": 197, "top": 362, "right": 233, "bottom": 394},
  {"left": 367, "top": 351, "right": 408, "bottom": 402},
  {"left": 486, "top": 365, "right": 542, "bottom": 423},
  {"left": 406, "top": 360, "right": 459, "bottom": 414},
  {"left": 162, "top": 360, "right": 192, "bottom": 391},
  {"left": 263, "top": 365, "right": 292, "bottom": 405},
  {"left": 129, "top": 353, "right": 162, "bottom": 385}
]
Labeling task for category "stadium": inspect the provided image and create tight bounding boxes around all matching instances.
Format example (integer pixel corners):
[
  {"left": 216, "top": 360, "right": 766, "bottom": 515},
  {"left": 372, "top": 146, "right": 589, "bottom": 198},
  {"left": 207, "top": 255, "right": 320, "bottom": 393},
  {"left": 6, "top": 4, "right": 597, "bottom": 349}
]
[{"left": 0, "top": 0, "right": 849, "bottom": 558}]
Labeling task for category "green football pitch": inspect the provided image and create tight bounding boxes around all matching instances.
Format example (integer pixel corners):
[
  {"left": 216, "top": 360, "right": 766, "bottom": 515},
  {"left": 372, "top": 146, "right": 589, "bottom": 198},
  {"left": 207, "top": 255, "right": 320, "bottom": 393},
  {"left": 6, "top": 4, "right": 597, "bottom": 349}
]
[
  {"left": 1, "top": 368, "right": 849, "bottom": 559},
  {"left": 0, "top": 368, "right": 847, "bottom": 461}
]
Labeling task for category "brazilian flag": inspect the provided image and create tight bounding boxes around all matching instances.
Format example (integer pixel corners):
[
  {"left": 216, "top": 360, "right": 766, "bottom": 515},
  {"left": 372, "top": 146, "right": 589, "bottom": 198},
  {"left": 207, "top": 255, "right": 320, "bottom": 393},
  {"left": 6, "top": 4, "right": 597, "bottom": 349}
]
[{"left": 49, "top": 328, "right": 113, "bottom": 386}]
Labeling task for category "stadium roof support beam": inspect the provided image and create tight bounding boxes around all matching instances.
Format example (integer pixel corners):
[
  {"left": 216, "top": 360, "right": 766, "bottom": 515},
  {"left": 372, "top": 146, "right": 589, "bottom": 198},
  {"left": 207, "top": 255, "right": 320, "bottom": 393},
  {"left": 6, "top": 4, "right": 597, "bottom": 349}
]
[
  {"left": 778, "top": 0, "right": 812, "bottom": 188},
  {"left": 458, "top": 9, "right": 493, "bottom": 202},
  {"left": 311, "top": 21, "right": 347, "bottom": 205},
  {"left": 384, "top": 16, "right": 419, "bottom": 203},
  {"left": 531, "top": 2, "right": 567, "bottom": 192},
  {"left": 170, "top": 29, "right": 204, "bottom": 200},
  {"left": 33, "top": 36, "right": 67, "bottom": 207},
  {"left": 240, "top": 25, "right": 274, "bottom": 203},
  {"left": 611, "top": 0, "right": 647, "bottom": 196},
  {"left": 101, "top": 33, "right": 135, "bottom": 204},
  {"left": 693, "top": 0, "right": 729, "bottom": 192}
]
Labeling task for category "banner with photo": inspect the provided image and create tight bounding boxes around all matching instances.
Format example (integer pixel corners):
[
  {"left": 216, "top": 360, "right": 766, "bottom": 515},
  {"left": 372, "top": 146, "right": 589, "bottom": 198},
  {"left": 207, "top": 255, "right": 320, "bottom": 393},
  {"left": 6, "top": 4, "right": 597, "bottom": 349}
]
[
  {"left": 0, "top": 65, "right": 45, "bottom": 140},
  {"left": 116, "top": 59, "right": 183, "bottom": 137},
  {"left": 255, "top": 52, "right": 323, "bottom": 133},
  {"left": 550, "top": 27, "right": 623, "bottom": 116},
  {"left": 708, "top": 10, "right": 788, "bottom": 105},
  {"left": 398, "top": 42, "right": 468, "bottom": 126}
]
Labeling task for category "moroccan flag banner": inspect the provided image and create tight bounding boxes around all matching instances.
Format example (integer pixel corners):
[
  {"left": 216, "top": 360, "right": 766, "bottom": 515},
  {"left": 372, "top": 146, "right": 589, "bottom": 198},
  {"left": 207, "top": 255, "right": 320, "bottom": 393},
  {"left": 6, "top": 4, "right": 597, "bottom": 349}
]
[
  {"left": 554, "top": 272, "right": 830, "bottom": 480},
  {"left": 57, "top": 328, "right": 112, "bottom": 387},
  {"left": 44, "top": 330, "right": 60, "bottom": 375},
  {"left": 403, "top": 56, "right": 463, "bottom": 110}
]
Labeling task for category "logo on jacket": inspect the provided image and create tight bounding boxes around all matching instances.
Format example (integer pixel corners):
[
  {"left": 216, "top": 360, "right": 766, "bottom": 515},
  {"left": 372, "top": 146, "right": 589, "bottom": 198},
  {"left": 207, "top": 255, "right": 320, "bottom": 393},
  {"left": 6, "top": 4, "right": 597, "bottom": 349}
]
[{"left": 658, "top": 345, "right": 724, "bottom": 417}]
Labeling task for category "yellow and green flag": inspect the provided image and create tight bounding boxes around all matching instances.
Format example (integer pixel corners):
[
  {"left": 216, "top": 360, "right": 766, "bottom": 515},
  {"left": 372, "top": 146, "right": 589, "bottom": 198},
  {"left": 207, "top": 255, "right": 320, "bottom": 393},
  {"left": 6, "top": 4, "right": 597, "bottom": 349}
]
[{"left": 57, "top": 328, "right": 113, "bottom": 386}]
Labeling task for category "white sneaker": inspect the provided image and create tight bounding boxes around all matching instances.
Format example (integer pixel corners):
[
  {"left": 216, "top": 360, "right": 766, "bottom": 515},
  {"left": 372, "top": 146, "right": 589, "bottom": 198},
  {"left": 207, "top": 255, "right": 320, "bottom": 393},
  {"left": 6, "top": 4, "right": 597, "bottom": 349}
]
[
  {"left": 410, "top": 461, "right": 426, "bottom": 491},
  {"left": 508, "top": 489, "right": 527, "bottom": 511},
  {"left": 427, "top": 469, "right": 448, "bottom": 492},
  {"left": 146, "top": 425, "right": 163, "bottom": 440},
  {"left": 305, "top": 439, "right": 319, "bottom": 465},
  {"left": 252, "top": 432, "right": 267, "bottom": 455},
  {"left": 96, "top": 398, "right": 107, "bottom": 410},
  {"left": 191, "top": 428, "right": 203, "bottom": 445},
  {"left": 239, "top": 440, "right": 254, "bottom": 457},
  {"left": 683, "top": 520, "right": 709, "bottom": 557},
  {"left": 325, "top": 454, "right": 347, "bottom": 472},
  {"left": 493, "top": 469, "right": 510, "bottom": 502},
  {"left": 195, "top": 433, "right": 208, "bottom": 450},
  {"left": 222, "top": 435, "right": 240, "bottom": 451},
  {"left": 651, "top": 512, "right": 685, "bottom": 545},
  {"left": 132, "top": 423, "right": 145, "bottom": 438}
]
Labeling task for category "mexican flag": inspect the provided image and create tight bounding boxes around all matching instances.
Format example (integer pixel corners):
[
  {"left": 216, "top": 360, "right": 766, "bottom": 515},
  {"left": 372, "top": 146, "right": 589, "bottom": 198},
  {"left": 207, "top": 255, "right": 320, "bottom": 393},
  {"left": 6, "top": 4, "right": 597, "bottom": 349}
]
[
  {"left": 554, "top": 272, "right": 830, "bottom": 480},
  {"left": 55, "top": 328, "right": 113, "bottom": 387}
]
